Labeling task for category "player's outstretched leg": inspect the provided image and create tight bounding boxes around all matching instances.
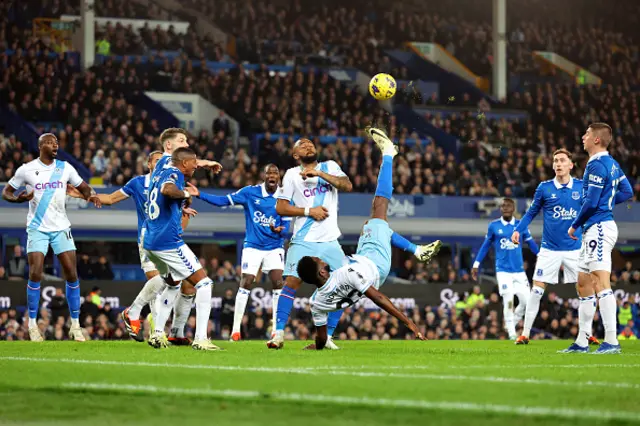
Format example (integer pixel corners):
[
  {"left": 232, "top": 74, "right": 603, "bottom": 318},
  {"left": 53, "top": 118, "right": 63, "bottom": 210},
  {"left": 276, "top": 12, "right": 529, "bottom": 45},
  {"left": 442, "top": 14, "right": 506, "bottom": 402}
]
[{"left": 517, "top": 285, "right": 544, "bottom": 345}]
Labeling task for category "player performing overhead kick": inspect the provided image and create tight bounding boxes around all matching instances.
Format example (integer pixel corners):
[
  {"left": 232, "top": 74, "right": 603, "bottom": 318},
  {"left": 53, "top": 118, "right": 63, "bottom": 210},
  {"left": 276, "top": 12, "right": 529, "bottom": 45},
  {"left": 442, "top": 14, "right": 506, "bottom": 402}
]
[
  {"left": 2, "top": 133, "right": 101, "bottom": 342},
  {"left": 472, "top": 198, "right": 539, "bottom": 340},
  {"left": 560, "top": 123, "right": 632, "bottom": 354},
  {"left": 186, "top": 164, "right": 290, "bottom": 341},
  {"left": 144, "top": 147, "right": 220, "bottom": 351},
  {"left": 296, "top": 127, "right": 440, "bottom": 349},
  {"left": 512, "top": 149, "right": 599, "bottom": 345}
]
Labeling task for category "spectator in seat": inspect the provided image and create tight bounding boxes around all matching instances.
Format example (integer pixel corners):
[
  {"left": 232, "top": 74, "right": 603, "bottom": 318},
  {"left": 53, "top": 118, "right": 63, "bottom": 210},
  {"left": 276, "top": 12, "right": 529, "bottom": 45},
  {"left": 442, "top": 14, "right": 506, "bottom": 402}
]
[
  {"left": 7, "top": 245, "right": 27, "bottom": 281},
  {"left": 93, "top": 256, "right": 114, "bottom": 280}
]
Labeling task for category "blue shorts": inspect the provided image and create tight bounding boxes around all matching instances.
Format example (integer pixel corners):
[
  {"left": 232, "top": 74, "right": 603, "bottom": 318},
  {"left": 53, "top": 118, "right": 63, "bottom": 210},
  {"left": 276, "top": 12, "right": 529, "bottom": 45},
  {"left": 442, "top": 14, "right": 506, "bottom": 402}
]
[
  {"left": 285, "top": 239, "right": 346, "bottom": 278},
  {"left": 27, "top": 228, "right": 76, "bottom": 255},
  {"left": 356, "top": 219, "right": 393, "bottom": 284}
]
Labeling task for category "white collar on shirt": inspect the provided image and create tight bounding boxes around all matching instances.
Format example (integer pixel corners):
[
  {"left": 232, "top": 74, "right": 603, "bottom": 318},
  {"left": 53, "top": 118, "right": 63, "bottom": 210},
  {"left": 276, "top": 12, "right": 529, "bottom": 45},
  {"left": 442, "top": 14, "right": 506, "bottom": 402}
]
[
  {"left": 501, "top": 217, "right": 516, "bottom": 226},
  {"left": 587, "top": 151, "right": 609, "bottom": 164},
  {"left": 553, "top": 176, "right": 574, "bottom": 189},
  {"left": 261, "top": 182, "right": 272, "bottom": 198}
]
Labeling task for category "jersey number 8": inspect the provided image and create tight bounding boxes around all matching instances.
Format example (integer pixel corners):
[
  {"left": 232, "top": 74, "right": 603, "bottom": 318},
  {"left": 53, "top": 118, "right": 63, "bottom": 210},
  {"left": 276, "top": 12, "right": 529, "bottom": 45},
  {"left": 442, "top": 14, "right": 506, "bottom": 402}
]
[{"left": 148, "top": 187, "right": 160, "bottom": 220}]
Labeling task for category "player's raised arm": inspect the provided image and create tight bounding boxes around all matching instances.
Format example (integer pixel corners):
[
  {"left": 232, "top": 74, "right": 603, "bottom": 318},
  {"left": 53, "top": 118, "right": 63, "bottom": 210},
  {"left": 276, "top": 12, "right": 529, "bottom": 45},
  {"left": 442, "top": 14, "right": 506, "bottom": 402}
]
[
  {"left": 196, "top": 159, "right": 223, "bottom": 174},
  {"left": 513, "top": 185, "right": 544, "bottom": 244},
  {"left": 300, "top": 160, "right": 352, "bottom": 192},
  {"left": 2, "top": 165, "right": 33, "bottom": 203},
  {"left": 276, "top": 169, "right": 329, "bottom": 220},
  {"left": 472, "top": 224, "right": 495, "bottom": 280},
  {"left": 364, "top": 286, "right": 425, "bottom": 340}
]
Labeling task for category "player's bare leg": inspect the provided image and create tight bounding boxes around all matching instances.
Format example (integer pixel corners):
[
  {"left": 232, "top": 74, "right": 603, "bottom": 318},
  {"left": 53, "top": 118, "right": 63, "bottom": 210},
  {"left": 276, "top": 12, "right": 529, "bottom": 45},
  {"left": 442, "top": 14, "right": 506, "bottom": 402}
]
[
  {"left": 26, "top": 252, "right": 45, "bottom": 342},
  {"left": 269, "top": 269, "right": 284, "bottom": 338},
  {"left": 57, "top": 250, "right": 85, "bottom": 342},
  {"left": 231, "top": 274, "right": 256, "bottom": 341}
]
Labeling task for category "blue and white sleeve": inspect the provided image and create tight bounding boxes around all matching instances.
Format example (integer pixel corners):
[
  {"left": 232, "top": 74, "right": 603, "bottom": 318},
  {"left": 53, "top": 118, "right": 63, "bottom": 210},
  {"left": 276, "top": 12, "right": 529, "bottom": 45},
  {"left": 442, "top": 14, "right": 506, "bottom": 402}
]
[
  {"left": 572, "top": 162, "right": 606, "bottom": 230},
  {"left": 614, "top": 175, "right": 633, "bottom": 205},
  {"left": 473, "top": 224, "right": 494, "bottom": 269},
  {"left": 515, "top": 184, "right": 543, "bottom": 234},
  {"left": 522, "top": 228, "right": 540, "bottom": 255}
]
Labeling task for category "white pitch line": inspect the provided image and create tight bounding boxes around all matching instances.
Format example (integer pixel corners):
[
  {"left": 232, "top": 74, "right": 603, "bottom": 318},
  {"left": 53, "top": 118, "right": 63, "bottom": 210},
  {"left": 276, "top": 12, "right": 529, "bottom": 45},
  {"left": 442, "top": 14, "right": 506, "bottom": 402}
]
[
  {"left": 61, "top": 382, "right": 640, "bottom": 422},
  {"left": 2, "top": 356, "right": 639, "bottom": 390}
]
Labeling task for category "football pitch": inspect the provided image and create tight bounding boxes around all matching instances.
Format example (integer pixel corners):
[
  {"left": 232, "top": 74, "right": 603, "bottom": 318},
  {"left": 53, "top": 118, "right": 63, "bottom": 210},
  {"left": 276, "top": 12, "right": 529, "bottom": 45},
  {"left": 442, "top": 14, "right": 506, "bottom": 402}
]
[{"left": 1, "top": 340, "right": 639, "bottom": 426}]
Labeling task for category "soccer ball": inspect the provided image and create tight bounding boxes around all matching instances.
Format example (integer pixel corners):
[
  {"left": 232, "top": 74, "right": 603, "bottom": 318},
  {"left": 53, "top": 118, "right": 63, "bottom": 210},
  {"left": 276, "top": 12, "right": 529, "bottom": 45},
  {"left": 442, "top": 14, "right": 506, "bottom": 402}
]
[{"left": 369, "top": 73, "right": 396, "bottom": 100}]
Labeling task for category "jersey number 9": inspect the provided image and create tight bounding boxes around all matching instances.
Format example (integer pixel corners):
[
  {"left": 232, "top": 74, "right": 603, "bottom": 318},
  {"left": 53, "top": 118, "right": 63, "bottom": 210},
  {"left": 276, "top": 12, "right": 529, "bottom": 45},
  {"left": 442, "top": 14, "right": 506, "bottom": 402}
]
[{"left": 148, "top": 187, "right": 160, "bottom": 220}]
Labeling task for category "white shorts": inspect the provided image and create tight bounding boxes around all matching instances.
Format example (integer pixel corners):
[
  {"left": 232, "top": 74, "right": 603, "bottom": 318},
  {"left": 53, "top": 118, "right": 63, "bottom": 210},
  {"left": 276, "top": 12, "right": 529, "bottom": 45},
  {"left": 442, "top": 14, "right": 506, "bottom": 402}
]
[
  {"left": 138, "top": 243, "right": 157, "bottom": 274},
  {"left": 241, "top": 247, "right": 284, "bottom": 276},
  {"left": 147, "top": 244, "right": 202, "bottom": 282},
  {"left": 496, "top": 272, "right": 530, "bottom": 297},
  {"left": 534, "top": 248, "right": 580, "bottom": 284},
  {"left": 578, "top": 221, "right": 618, "bottom": 274}
]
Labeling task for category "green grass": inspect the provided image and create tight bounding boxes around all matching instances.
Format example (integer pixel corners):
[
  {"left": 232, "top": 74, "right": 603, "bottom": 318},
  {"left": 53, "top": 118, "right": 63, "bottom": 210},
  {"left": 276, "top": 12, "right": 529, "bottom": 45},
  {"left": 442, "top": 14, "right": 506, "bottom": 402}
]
[{"left": 1, "top": 340, "right": 639, "bottom": 426}]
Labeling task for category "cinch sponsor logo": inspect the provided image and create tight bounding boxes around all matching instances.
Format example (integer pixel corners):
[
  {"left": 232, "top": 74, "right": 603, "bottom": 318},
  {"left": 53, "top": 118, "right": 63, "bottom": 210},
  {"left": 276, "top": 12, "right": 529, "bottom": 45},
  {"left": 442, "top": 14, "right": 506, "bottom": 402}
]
[
  {"left": 552, "top": 206, "right": 578, "bottom": 220},
  {"left": 303, "top": 183, "right": 332, "bottom": 197},
  {"left": 35, "top": 181, "right": 63, "bottom": 190},
  {"left": 499, "top": 238, "right": 518, "bottom": 250}
]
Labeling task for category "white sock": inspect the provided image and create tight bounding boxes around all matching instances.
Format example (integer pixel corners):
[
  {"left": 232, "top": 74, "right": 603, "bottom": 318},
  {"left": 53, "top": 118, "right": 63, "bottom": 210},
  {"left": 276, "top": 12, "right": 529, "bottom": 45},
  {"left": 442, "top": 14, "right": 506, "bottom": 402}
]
[
  {"left": 129, "top": 275, "right": 165, "bottom": 320},
  {"left": 29, "top": 317, "right": 37, "bottom": 328},
  {"left": 232, "top": 288, "right": 250, "bottom": 334},
  {"left": 597, "top": 289, "right": 618, "bottom": 346},
  {"left": 170, "top": 293, "right": 194, "bottom": 338},
  {"left": 71, "top": 318, "right": 80, "bottom": 328},
  {"left": 514, "top": 295, "right": 526, "bottom": 324},
  {"left": 153, "top": 284, "right": 180, "bottom": 334},
  {"left": 272, "top": 289, "right": 281, "bottom": 329},
  {"left": 502, "top": 294, "right": 516, "bottom": 337},
  {"left": 195, "top": 279, "right": 213, "bottom": 341},
  {"left": 576, "top": 295, "right": 597, "bottom": 347},
  {"left": 522, "top": 286, "right": 544, "bottom": 338}
]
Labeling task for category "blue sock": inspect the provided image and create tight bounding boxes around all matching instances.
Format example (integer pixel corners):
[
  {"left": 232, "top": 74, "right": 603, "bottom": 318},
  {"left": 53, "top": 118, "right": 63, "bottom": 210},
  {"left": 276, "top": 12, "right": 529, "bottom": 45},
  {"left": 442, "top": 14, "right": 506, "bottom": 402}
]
[
  {"left": 27, "top": 281, "right": 41, "bottom": 319},
  {"left": 392, "top": 232, "right": 417, "bottom": 254},
  {"left": 276, "top": 285, "right": 296, "bottom": 331},
  {"left": 66, "top": 281, "right": 81, "bottom": 320},
  {"left": 327, "top": 310, "right": 343, "bottom": 337},
  {"left": 374, "top": 155, "right": 393, "bottom": 200}
]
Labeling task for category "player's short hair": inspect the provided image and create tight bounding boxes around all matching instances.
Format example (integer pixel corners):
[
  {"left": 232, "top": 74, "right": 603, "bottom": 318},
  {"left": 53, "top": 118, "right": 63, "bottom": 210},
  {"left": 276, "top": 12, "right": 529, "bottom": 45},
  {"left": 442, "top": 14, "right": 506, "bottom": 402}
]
[
  {"left": 297, "top": 257, "right": 322, "bottom": 286},
  {"left": 502, "top": 197, "right": 515, "bottom": 206},
  {"left": 588, "top": 122, "right": 613, "bottom": 147},
  {"left": 171, "top": 147, "right": 196, "bottom": 164},
  {"left": 294, "top": 138, "right": 313, "bottom": 149},
  {"left": 263, "top": 163, "right": 278, "bottom": 174},
  {"left": 159, "top": 128, "right": 188, "bottom": 149},
  {"left": 552, "top": 148, "right": 572, "bottom": 161},
  {"left": 148, "top": 150, "right": 163, "bottom": 161},
  {"left": 38, "top": 133, "right": 57, "bottom": 146}
]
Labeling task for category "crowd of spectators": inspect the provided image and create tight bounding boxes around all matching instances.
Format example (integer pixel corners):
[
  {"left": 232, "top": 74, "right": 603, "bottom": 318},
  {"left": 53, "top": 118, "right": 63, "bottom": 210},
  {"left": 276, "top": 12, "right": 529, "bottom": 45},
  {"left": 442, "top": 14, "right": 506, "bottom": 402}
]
[{"left": 2, "top": 285, "right": 638, "bottom": 341}]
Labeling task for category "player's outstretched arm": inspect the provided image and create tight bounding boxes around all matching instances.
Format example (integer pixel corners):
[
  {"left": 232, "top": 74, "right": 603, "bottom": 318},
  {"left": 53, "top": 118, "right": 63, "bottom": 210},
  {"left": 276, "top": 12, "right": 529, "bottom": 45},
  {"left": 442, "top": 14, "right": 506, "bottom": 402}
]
[
  {"left": 74, "top": 182, "right": 102, "bottom": 208},
  {"left": 196, "top": 159, "right": 223, "bottom": 174},
  {"left": 364, "top": 287, "right": 426, "bottom": 340}
]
